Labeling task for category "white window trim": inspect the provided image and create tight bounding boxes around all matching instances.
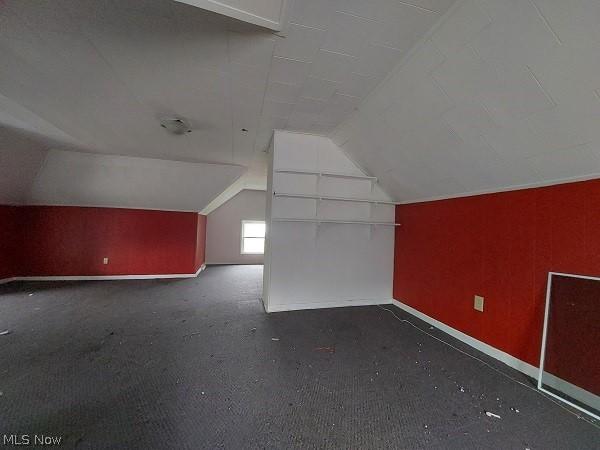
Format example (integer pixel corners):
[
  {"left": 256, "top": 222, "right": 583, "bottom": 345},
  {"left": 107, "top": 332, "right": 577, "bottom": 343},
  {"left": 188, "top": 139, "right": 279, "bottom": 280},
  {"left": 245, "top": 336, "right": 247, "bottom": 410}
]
[{"left": 241, "top": 220, "right": 265, "bottom": 255}]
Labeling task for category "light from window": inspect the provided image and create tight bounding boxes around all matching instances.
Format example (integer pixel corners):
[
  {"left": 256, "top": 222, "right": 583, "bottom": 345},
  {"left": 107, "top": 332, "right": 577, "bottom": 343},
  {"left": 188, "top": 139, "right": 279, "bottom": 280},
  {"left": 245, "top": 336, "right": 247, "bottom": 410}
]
[{"left": 241, "top": 220, "right": 265, "bottom": 254}]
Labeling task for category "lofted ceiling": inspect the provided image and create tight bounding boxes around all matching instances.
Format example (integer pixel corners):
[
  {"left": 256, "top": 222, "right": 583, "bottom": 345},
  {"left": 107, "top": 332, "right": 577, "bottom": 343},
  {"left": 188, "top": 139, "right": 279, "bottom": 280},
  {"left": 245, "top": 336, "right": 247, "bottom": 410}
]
[
  {"left": 333, "top": 0, "right": 600, "bottom": 202},
  {"left": 28, "top": 149, "right": 245, "bottom": 212},
  {"left": 0, "top": 0, "right": 457, "bottom": 210}
]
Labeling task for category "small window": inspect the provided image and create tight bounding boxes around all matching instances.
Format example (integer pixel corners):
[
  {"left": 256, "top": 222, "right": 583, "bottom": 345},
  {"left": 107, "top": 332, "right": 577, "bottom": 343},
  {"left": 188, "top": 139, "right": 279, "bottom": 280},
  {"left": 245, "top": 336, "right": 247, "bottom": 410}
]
[{"left": 241, "top": 220, "right": 265, "bottom": 254}]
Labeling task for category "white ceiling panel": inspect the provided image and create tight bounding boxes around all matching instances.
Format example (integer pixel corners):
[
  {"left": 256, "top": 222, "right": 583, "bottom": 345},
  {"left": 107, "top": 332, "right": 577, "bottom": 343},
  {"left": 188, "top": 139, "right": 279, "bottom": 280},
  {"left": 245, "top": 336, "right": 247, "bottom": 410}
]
[
  {"left": 310, "top": 50, "right": 357, "bottom": 83},
  {"left": 525, "top": 40, "right": 600, "bottom": 107},
  {"left": 286, "top": 111, "right": 321, "bottom": 131},
  {"left": 430, "top": 0, "right": 491, "bottom": 57},
  {"left": 340, "top": 0, "right": 411, "bottom": 24},
  {"left": 269, "top": 56, "right": 311, "bottom": 85},
  {"left": 338, "top": 73, "right": 381, "bottom": 98},
  {"left": 273, "top": 23, "right": 325, "bottom": 62},
  {"left": 229, "top": 31, "right": 276, "bottom": 67},
  {"left": 334, "top": 0, "right": 600, "bottom": 204},
  {"left": 262, "top": 99, "right": 295, "bottom": 119},
  {"left": 287, "top": 0, "right": 339, "bottom": 31},
  {"left": 441, "top": 100, "right": 497, "bottom": 142},
  {"left": 0, "top": 0, "right": 457, "bottom": 210},
  {"left": 469, "top": 0, "right": 560, "bottom": 68},
  {"left": 372, "top": 6, "right": 439, "bottom": 52},
  {"left": 321, "top": 12, "right": 378, "bottom": 57},
  {"left": 353, "top": 44, "right": 405, "bottom": 78},
  {"left": 301, "top": 77, "right": 339, "bottom": 102},
  {"left": 321, "top": 93, "right": 361, "bottom": 120},
  {"left": 482, "top": 120, "right": 551, "bottom": 160},
  {"left": 524, "top": 93, "right": 600, "bottom": 152},
  {"left": 526, "top": 143, "right": 600, "bottom": 181},
  {"left": 431, "top": 46, "right": 498, "bottom": 104},
  {"left": 478, "top": 63, "right": 555, "bottom": 121},
  {"left": 529, "top": 0, "right": 600, "bottom": 47},
  {"left": 293, "top": 97, "right": 327, "bottom": 116},
  {"left": 265, "top": 81, "right": 302, "bottom": 103},
  {"left": 403, "top": 0, "right": 458, "bottom": 13},
  {"left": 9, "top": 0, "right": 83, "bottom": 34}
]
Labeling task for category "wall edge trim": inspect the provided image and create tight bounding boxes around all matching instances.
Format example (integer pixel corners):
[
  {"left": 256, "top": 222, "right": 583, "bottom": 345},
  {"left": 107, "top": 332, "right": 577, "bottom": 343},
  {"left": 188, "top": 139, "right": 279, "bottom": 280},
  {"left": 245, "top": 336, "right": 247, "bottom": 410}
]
[
  {"left": 0, "top": 264, "right": 206, "bottom": 284},
  {"left": 392, "top": 300, "right": 600, "bottom": 416},
  {"left": 206, "top": 262, "right": 263, "bottom": 265},
  {"left": 391, "top": 299, "right": 539, "bottom": 378},
  {"left": 267, "top": 298, "right": 392, "bottom": 313},
  {"left": 541, "top": 372, "right": 600, "bottom": 413}
]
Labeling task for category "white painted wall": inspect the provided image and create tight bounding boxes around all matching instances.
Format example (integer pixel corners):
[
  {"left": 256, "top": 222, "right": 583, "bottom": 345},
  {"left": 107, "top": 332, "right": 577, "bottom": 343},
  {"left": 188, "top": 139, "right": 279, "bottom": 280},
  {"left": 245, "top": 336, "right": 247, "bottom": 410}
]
[
  {"left": 263, "top": 131, "right": 395, "bottom": 312},
  {"left": 206, "top": 189, "right": 266, "bottom": 264},
  {"left": 28, "top": 149, "right": 245, "bottom": 212}
]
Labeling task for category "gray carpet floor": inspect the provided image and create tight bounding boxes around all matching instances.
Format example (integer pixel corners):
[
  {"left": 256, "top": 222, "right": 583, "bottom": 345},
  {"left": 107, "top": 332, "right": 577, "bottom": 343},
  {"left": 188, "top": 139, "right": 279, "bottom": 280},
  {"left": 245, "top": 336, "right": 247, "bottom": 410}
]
[{"left": 0, "top": 265, "right": 598, "bottom": 449}]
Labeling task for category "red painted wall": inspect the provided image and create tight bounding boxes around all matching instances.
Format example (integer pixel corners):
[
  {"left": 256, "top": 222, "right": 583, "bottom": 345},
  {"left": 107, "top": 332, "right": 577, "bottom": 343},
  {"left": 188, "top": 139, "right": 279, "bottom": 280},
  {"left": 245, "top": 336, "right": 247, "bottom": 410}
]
[
  {"left": 194, "top": 213, "right": 207, "bottom": 271},
  {"left": 1, "top": 206, "right": 206, "bottom": 277},
  {"left": 0, "top": 206, "right": 21, "bottom": 279},
  {"left": 394, "top": 179, "right": 600, "bottom": 368}
]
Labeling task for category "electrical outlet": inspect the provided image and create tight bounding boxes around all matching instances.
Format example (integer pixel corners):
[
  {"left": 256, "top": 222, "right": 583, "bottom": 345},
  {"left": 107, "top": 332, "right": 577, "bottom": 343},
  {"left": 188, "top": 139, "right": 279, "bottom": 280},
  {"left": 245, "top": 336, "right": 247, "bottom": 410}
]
[
  {"left": 474, "top": 295, "right": 484, "bottom": 312},
  {"left": 103, "top": 257, "right": 109, "bottom": 265}
]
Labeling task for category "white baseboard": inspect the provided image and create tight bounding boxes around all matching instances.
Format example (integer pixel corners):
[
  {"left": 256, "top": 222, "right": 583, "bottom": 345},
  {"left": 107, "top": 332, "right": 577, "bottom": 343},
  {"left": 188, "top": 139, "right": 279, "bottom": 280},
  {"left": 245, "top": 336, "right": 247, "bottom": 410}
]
[
  {"left": 206, "top": 262, "right": 264, "bottom": 266},
  {"left": 267, "top": 298, "right": 392, "bottom": 313},
  {"left": 542, "top": 372, "right": 600, "bottom": 412},
  {"left": 0, "top": 264, "right": 206, "bottom": 284},
  {"left": 391, "top": 299, "right": 538, "bottom": 378},
  {"left": 392, "top": 299, "right": 600, "bottom": 413}
]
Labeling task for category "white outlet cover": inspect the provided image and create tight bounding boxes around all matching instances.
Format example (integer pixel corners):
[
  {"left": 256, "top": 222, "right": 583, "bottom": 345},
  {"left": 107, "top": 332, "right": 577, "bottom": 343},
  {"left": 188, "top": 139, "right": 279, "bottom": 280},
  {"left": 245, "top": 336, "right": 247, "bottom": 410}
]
[
  {"left": 474, "top": 295, "right": 484, "bottom": 312},
  {"left": 103, "top": 257, "right": 109, "bottom": 265}
]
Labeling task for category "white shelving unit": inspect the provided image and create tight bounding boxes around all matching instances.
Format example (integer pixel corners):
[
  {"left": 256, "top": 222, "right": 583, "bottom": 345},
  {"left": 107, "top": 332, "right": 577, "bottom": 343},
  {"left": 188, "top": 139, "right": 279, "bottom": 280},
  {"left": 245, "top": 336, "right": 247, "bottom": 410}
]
[
  {"left": 264, "top": 131, "right": 396, "bottom": 312},
  {"left": 274, "top": 168, "right": 377, "bottom": 181},
  {"left": 272, "top": 218, "right": 401, "bottom": 226}
]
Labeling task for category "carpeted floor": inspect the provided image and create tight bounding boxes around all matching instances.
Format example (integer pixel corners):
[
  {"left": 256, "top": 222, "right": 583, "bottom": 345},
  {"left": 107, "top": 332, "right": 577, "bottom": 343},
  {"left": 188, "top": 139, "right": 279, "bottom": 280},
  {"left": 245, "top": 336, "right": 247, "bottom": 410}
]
[{"left": 0, "top": 265, "right": 598, "bottom": 449}]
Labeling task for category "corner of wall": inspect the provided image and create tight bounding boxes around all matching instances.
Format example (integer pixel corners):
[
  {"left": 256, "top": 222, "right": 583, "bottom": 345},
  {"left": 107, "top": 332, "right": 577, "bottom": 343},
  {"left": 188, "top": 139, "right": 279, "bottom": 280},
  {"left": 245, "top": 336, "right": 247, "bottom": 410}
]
[{"left": 194, "top": 213, "right": 207, "bottom": 271}]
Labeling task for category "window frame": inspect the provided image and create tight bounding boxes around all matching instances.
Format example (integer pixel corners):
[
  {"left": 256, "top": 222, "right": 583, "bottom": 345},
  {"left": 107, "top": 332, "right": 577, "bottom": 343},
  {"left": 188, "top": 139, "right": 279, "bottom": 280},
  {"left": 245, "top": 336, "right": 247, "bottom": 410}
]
[{"left": 240, "top": 220, "right": 265, "bottom": 255}]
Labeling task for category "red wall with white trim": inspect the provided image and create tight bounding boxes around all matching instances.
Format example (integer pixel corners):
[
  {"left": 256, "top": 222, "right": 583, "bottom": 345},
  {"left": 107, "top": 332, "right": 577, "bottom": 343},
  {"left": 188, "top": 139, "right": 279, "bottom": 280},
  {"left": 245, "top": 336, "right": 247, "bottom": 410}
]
[
  {"left": 394, "top": 179, "right": 600, "bottom": 368},
  {"left": 1, "top": 206, "right": 206, "bottom": 278}
]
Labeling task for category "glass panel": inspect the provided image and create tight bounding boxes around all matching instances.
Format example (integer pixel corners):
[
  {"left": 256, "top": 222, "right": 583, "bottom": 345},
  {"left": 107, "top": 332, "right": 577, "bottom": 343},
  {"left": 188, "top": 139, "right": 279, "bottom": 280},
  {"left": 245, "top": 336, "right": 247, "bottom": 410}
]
[
  {"left": 243, "top": 222, "right": 265, "bottom": 238},
  {"left": 243, "top": 237, "right": 264, "bottom": 254}
]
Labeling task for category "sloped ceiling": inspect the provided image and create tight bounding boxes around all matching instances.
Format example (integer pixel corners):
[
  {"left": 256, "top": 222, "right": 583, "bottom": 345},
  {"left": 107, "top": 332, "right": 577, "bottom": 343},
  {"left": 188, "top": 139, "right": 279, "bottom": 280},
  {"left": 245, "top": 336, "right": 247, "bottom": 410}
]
[
  {"left": 28, "top": 149, "right": 245, "bottom": 212},
  {"left": 0, "top": 128, "right": 48, "bottom": 204},
  {"left": 333, "top": 0, "right": 600, "bottom": 202},
  {"left": 0, "top": 0, "right": 457, "bottom": 210}
]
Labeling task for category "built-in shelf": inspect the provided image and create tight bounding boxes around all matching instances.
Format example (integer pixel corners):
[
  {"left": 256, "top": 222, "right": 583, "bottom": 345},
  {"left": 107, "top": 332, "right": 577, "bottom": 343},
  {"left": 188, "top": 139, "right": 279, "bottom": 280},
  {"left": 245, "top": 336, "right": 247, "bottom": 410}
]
[
  {"left": 274, "top": 192, "right": 397, "bottom": 205},
  {"left": 272, "top": 218, "right": 401, "bottom": 226},
  {"left": 274, "top": 169, "right": 377, "bottom": 181}
]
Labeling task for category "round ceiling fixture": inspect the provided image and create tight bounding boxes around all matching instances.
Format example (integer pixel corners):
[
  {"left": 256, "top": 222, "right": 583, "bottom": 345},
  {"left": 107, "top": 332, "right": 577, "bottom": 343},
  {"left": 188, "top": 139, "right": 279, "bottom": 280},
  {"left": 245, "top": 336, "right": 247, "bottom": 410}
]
[{"left": 159, "top": 117, "right": 192, "bottom": 135}]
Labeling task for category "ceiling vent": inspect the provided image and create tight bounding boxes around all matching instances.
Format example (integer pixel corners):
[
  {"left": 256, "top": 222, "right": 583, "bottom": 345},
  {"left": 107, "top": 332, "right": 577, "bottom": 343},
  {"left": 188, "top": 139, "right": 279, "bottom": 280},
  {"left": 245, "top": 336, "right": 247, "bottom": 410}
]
[{"left": 160, "top": 117, "right": 192, "bottom": 135}]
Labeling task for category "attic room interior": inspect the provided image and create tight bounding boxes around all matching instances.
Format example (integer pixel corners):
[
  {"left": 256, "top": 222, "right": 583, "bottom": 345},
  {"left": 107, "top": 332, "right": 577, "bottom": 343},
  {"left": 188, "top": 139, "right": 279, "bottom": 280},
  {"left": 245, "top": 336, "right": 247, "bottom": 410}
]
[{"left": 0, "top": 0, "right": 599, "bottom": 448}]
